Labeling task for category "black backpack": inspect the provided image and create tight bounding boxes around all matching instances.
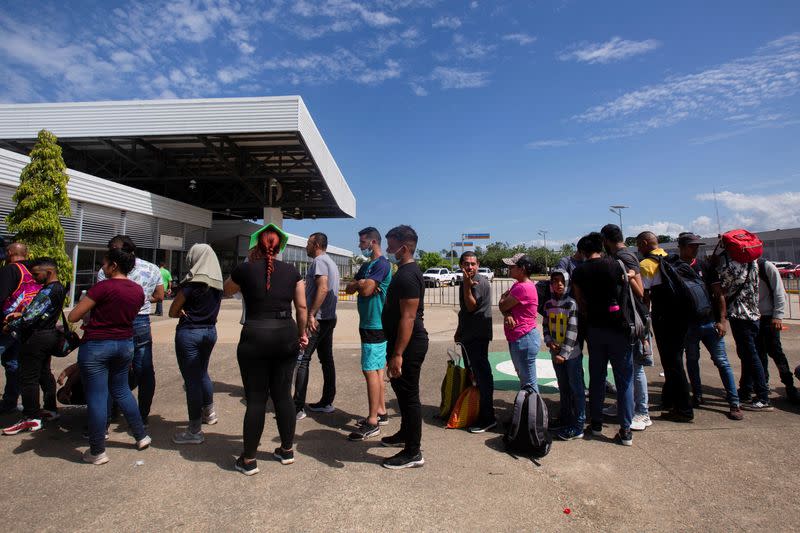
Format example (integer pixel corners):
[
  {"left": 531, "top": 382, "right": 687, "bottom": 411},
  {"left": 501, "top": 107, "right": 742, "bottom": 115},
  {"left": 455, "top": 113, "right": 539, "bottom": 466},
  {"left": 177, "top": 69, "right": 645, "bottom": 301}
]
[
  {"left": 616, "top": 260, "right": 650, "bottom": 342},
  {"left": 503, "top": 386, "right": 551, "bottom": 458},
  {"left": 656, "top": 254, "right": 713, "bottom": 320}
]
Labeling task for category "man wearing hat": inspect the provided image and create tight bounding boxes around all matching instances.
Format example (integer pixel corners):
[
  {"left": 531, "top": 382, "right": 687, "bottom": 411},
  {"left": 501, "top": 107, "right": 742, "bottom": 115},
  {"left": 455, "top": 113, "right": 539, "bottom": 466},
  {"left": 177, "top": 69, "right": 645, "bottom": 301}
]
[{"left": 679, "top": 232, "right": 743, "bottom": 421}]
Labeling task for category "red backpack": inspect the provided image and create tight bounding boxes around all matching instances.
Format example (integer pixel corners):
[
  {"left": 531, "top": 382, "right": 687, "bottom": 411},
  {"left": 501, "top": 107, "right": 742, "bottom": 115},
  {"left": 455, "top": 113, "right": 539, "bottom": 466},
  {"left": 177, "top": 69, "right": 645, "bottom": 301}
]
[{"left": 721, "top": 229, "right": 763, "bottom": 263}]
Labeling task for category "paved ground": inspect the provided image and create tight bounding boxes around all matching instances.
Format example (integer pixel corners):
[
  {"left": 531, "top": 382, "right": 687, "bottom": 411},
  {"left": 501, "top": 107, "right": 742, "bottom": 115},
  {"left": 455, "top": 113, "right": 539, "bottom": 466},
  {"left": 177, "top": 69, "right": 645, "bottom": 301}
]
[{"left": 1, "top": 299, "right": 799, "bottom": 532}]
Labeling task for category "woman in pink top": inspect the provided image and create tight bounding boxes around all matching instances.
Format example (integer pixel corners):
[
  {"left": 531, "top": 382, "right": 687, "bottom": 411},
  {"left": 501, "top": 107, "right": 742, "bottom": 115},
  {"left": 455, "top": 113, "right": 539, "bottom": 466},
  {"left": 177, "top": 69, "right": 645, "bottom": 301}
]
[{"left": 498, "top": 254, "right": 540, "bottom": 390}]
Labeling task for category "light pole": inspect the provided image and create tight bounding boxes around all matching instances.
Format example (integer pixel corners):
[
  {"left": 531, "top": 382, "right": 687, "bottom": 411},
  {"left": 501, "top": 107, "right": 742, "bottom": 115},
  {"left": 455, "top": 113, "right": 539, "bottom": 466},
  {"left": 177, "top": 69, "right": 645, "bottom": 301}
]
[
  {"left": 538, "top": 229, "right": 549, "bottom": 273},
  {"left": 609, "top": 205, "right": 629, "bottom": 234}
]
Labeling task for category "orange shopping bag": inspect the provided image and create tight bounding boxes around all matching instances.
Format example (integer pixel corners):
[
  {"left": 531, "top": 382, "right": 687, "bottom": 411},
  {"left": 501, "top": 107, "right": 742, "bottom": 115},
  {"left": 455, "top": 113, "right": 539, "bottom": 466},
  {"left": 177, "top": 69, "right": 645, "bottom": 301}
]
[{"left": 446, "top": 383, "right": 480, "bottom": 429}]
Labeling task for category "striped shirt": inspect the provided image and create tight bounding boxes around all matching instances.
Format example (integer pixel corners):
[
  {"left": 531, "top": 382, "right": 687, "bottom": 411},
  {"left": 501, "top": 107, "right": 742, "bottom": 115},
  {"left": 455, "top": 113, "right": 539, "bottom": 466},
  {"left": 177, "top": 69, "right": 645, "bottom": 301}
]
[{"left": 542, "top": 296, "right": 580, "bottom": 360}]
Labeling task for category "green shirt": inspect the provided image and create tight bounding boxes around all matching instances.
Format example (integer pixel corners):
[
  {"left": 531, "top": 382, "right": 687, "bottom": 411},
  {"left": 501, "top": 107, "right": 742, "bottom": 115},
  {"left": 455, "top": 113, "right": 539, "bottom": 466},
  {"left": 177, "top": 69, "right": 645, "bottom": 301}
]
[
  {"left": 160, "top": 267, "right": 172, "bottom": 288},
  {"left": 355, "top": 256, "right": 392, "bottom": 330}
]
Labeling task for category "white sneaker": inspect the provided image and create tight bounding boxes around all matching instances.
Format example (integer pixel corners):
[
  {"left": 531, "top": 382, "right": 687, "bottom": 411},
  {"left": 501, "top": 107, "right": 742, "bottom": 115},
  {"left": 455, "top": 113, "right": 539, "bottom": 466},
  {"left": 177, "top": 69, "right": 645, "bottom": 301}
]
[
  {"left": 83, "top": 449, "right": 110, "bottom": 465},
  {"left": 631, "top": 414, "right": 652, "bottom": 431},
  {"left": 602, "top": 404, "right": 618, "bottom": 417},
  {"left": 296, "top": 409, "right": 307, "bottom": 421},
  {"left": 136, "top": 435, "right": 152, "bottom": 450}
]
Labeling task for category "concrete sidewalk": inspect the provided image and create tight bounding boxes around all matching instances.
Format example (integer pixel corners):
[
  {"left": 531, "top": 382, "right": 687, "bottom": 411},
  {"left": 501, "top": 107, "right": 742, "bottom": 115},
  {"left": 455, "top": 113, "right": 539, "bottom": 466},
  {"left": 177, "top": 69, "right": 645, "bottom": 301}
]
[{"left": 1, "top": 299, "right": 799, "bottom": 532}]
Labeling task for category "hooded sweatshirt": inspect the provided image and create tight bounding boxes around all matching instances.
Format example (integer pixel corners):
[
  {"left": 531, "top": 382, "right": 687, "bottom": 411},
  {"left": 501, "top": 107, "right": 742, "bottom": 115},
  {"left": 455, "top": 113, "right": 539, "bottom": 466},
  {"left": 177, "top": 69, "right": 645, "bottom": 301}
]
[{"left": 542, "top": 269, "right": 581, "bottom": 360}]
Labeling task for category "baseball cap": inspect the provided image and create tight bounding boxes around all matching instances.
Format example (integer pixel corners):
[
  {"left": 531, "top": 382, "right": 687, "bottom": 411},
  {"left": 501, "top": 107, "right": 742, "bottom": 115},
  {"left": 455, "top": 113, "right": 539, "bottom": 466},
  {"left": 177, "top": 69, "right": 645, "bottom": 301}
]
[
  {"left": 501, "top": 252, "right": 526, "bottom": 266},
  {"left": 677, "top": 232, "right": 705, "bottom": 246}
]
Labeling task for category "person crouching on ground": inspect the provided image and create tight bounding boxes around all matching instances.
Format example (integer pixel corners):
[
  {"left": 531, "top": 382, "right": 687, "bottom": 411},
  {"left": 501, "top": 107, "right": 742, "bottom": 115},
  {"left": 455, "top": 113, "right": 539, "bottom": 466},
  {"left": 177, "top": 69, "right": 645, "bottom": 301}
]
[
  {"left": 68, "top": 247, "right": 151, "bottom": 465},
  {"left": 224, "top": 224, "right": 309, "bottom": 476},
  {"left": 169, "top": 244, "right": 224, "bottom": 445},
  {"left": 498, "top": 254, "right": 540, "bottom": 391},
  {"left": 543, "top": 268, "right": 585, "bottom": 441}
]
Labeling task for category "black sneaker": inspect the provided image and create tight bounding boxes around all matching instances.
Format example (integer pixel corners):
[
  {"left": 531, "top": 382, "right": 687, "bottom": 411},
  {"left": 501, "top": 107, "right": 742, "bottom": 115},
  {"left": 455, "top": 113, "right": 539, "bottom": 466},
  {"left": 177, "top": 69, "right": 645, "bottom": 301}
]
[
  {"left": 273, "top": 447, "right": 295, "bottom": 465},
  {"left": 615, "top": 428, "right": 633, "bottom": 446},
  {"left": 307, "top": 402, "right": 335, "bottom": 413},
  {"left": 235, "top": 456, "right": 259, "bottom": 476},
  {"left": 588, "top": 422, "right": 603, "bottom": 436},
  {"left": 357, "top": 413, "right": 389, "bottom": 427},
  {"left": 786, "top": 387, "right": 800, "bottom": 405},
  {"left": 380, "top": 432, "right": 406, "bottom": 448},
  {"left": 742, "top": 400, "right": 774, "bottom": 412},
  {"left": 660, "top": 410, "right": 694, "bottom": 423},
  {"left": 348, "top": 422, "right": 380, "bottom": 441},
  {"left": 382, "top": 450, "right": 425, "bottom": 470},
  {"left": 692, "top": 395, "right": 704, "bottom": 407}
]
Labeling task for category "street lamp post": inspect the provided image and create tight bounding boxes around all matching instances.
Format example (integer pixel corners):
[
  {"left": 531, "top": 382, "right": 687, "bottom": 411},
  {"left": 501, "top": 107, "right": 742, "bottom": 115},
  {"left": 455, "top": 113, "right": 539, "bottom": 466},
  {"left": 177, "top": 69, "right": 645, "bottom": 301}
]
[
  {"left": 538, "top": 229, "right": 549, "bottom": 273},
  {"left": 609, "top": 205, "right": 629, "bottom": 235}
]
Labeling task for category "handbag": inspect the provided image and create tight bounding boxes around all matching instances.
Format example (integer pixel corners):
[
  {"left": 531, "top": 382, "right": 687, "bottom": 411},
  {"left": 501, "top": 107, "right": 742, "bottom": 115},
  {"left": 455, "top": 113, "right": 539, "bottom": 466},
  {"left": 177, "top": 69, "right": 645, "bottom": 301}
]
[
  {"left": 446, "top": 383, "right": 480, "bottom": 429},
  {"left": 438, "top": 343, "right": 470, "bottom": 419},
  {"left": 54, "top": 311, "right": 81, "bottom": 358}
]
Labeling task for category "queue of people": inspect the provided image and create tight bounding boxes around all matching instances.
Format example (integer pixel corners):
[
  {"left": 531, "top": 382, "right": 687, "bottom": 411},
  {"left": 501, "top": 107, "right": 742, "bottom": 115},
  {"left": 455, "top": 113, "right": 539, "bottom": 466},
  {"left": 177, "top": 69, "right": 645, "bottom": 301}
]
[{"left": 0, "top": 222, "right": 797, "bottom": 474}]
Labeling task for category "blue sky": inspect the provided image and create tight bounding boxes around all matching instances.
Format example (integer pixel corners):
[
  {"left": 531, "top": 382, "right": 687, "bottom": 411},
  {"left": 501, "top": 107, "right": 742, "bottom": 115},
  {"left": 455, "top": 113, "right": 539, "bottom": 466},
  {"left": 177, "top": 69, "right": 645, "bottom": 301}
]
[{"left": 1, "top": 0, "right": 799, "bottom": 254}]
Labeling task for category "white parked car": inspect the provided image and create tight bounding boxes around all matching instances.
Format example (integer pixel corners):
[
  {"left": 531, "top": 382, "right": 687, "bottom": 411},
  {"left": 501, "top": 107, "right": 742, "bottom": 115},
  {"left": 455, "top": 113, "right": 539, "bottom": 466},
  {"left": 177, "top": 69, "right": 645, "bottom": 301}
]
[
  {"left": 477, "top": 267, "right": 495, "bottom": 282},
  {"left": 423, "top": 268, "right": 456, "bottom": 287},
  {"left": 452, "top": 268, "right": 464, "bottom": 285}
]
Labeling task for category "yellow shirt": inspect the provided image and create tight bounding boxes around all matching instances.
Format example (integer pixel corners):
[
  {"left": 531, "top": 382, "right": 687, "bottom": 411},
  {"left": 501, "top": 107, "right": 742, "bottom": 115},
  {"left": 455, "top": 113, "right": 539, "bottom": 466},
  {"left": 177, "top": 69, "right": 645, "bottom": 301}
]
[{"left": 639, "top": 248, "right": 667, "bottom": 289}]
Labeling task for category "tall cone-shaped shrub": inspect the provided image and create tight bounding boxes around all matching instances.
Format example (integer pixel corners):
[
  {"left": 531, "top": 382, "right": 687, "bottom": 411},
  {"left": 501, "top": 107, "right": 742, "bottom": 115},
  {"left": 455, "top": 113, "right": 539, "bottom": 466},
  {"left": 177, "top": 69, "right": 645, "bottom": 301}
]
[{"left": 6, "top": 129, "right": 73, "bottom": 286}]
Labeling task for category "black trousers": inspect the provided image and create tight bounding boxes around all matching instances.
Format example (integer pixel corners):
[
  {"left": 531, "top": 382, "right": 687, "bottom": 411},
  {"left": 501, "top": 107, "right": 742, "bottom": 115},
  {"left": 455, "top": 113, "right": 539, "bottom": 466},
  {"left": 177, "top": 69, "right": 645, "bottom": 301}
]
[
  {"left": 388, "top": 336, "right": 428, "bottom": 455},
  {"left": 652, "top": 315, "right": 693, "bottom": 418},
  {"left": 462, "top": 339, "right": 494, "bottom": 424},
  {"left": 757, "top": 316, "right": 797, "bottom": 391},
  {"left": 294, "top": 318, "right": 337, "bottom": 409},
  {"left": 20, "top": 329, "right": 58, "bottom": 418},
  {"left": 237, "top": 319, "right": 298, "bottom": 458}
]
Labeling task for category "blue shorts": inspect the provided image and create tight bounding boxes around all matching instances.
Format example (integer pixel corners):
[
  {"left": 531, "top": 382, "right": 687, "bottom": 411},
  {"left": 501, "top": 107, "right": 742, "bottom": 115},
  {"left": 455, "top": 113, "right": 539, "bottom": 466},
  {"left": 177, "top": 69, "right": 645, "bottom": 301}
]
[{"left": 360, "top": 329, "right": 387, "bottom": 371}]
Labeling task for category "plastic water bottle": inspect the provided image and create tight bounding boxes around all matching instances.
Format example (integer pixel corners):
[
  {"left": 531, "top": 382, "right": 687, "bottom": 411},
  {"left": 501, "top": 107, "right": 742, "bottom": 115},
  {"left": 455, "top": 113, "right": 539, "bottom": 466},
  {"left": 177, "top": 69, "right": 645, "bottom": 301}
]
[{"left": 297, "top": 348, "right": 305, "bottom": 363}]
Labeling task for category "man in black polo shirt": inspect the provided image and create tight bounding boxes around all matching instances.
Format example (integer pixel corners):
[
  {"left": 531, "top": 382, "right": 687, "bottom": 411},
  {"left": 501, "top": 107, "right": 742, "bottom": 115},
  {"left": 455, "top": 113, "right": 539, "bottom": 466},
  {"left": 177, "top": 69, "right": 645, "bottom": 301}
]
[{"left": 380, "top": 225, "right": 428, "bottom": 469}]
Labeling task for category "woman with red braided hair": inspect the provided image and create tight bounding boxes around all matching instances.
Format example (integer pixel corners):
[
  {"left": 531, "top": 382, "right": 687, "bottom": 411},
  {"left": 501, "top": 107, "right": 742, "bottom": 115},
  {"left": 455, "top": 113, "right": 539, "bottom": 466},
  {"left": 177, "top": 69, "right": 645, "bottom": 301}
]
[{"left": 224, "top": 224, "right": 309, "bottom": 476}]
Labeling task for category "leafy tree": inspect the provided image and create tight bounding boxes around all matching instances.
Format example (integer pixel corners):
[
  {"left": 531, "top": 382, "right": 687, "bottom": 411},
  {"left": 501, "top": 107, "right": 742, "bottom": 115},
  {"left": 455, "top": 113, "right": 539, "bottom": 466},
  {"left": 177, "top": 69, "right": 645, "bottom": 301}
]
[
  {"left": 418, "top": 251, "right": 446, "bottom": 271},
  {"left": 657, "top": 234, "right": 673, "bottom": 243},
  {"left": 624, "top": 236, "right": 638, "bottom": 247},
  {"left": 6, "top": 129, "right": 73, "bottom": 286}
]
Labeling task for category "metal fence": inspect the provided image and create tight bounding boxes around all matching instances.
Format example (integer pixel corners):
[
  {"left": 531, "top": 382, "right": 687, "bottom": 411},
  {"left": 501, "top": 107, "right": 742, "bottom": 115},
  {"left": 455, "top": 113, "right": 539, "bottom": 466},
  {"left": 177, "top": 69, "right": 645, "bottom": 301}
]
[{"left": 342, "top": 277, "right": 800, "bottom": 318}]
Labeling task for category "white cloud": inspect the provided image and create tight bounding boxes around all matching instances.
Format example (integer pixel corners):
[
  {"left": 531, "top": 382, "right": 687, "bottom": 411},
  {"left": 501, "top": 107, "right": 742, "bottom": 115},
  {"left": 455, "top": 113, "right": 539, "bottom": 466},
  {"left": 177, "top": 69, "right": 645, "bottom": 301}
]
[
  {"left": 503, "top": 33, "right": 536, "bottom": 46},
  {"left": 430, "top": 67, "right": 489, "bottom": 89},
  {"left": 410, "top": 82, "right": 428, "bottom": 96},
  {"left": 526, "top": 139, "right": 573, "bottom": 149},
  {"left": 291, "top": 0, "right": 400, "bottom": 28},
  {"left": 354, "top": 59, "right": 402, "bottom": 84},
  {"left": 433, "top": 16, "right": 461, "bottom": 29},
  {"left": 696, "top": 190, "right": 800, "bottom": 231},
  {"left": 559, "top": 36, "right": 661, "bottom": 64},
  {"left": 629, "top": 221, "right": 687, "bottom": 238},
  {"left": 572, "top": 33, "right": 800, "bottom": 141},
  {"left": 691, "top": 216, "right": 718, "bottom": 236},
  {"left": 452, "top": 34, "right": 496, "bottom": 59},
  {"left": 470, "top": 1, "right": 479, "bottom": 8}
]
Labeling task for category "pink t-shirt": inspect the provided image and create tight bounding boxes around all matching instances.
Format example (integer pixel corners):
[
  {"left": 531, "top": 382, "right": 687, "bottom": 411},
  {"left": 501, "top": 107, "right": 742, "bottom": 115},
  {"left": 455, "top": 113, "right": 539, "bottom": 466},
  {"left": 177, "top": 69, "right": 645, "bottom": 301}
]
[{"left": 503, "top": 281, "right": 538, "bottom": 342}]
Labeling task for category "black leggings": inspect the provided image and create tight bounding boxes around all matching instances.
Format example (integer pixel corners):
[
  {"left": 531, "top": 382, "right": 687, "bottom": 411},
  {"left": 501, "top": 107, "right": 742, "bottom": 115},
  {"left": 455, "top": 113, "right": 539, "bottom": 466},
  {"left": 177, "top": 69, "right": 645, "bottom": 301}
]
[
  {"left": 20, "top": 330, "right": 58, "bottom": 418},
  {"left": 237, "top": 319, "right": 298, "bottom": 458}
]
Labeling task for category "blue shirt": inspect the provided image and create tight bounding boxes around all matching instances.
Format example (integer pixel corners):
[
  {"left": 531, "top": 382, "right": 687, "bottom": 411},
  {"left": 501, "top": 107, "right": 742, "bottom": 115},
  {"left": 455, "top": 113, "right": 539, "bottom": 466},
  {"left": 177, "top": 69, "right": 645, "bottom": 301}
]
[{"left": 355, "top": 256, "right": 391, "bottom": 330}]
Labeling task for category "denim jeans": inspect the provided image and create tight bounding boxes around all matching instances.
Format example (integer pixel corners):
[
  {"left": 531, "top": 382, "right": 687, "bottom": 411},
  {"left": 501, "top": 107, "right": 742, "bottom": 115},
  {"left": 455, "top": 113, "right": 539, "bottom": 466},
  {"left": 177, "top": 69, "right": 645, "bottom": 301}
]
[
  {"left": 78, "top": 339, "right": 146, "bottom": 455},
  {"left": 1, "top": 336, "right": 20, "bottom": 409},
  {"left": 553, "top": 354, "right": 585, "bottom": 431},
  {"left": 633, "top": 362, "right": 648, "bottom": 416},
  {"left": 462, "top": 339, "right": 494, "bottom": 424},
  {"left": 684, "top": 321, "right": 740, "bottom": 407},
  {"left": 132, "top": 314, "right": 155, "bottom": 422},
  {"left": 730, "top": 318, "right": 769, "bottom": 402},
  {"left": 175, "top": 326, "right": 217, "bottom": 431},
  {"left": 508, "top": 328, "right": 540, "bottom": 391},
  {"left": 586, "top": 327, "right": 634, "bottom": 430},
  {"left": 294, "top": 317, "right": 337, "bottom": 409}
]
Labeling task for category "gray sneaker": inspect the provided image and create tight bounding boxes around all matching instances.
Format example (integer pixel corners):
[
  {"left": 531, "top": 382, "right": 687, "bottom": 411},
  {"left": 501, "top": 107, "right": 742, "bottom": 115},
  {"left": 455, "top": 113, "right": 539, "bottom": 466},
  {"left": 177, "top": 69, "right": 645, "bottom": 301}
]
[
  {"left": 296, "top": 409, "right": 307, "bottom": 421},
  {"left": 172, "top": 431, "right": 204, "bottom": 445},
  {"left": 83, "top": 449, "right": 110, "bottom": 465}
]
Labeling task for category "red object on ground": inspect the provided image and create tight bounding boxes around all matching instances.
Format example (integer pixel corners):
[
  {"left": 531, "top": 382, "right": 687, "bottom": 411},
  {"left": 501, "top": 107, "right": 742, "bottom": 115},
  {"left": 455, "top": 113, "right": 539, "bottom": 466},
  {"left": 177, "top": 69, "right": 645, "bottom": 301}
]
[{"left": 564, "top": 508, "right": 571, "bottom": 515}]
